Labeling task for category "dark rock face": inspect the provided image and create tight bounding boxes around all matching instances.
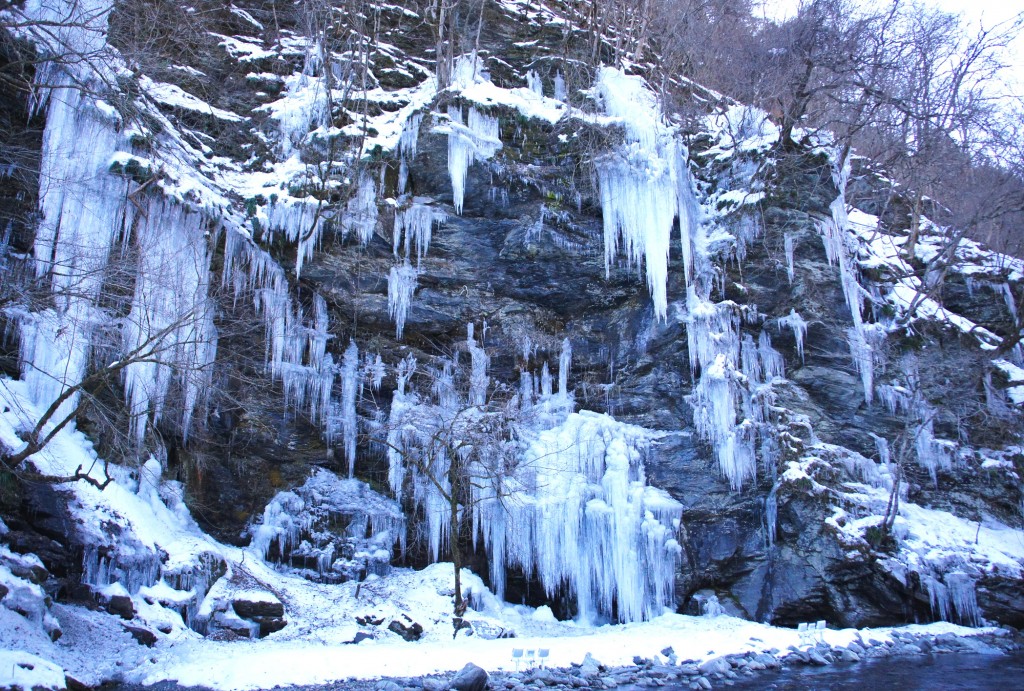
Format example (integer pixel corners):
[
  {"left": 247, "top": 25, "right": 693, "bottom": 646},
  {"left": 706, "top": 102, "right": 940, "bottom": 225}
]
[{"left": 1, "top": 0, "right": 1019, "bottom": 637}]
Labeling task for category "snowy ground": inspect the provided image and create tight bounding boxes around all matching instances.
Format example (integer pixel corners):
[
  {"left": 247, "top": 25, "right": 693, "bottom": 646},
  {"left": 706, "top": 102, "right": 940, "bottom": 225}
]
[{"left": 1, "top": 565, "right": 1001, "bottom": 691}]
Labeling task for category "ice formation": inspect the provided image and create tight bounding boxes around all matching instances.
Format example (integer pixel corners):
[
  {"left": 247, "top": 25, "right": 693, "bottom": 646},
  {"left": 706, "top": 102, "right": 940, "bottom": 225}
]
[
  {"left": 685, "top": 285, "right": 784, "bottom": 490},
  {"left": 472, "top": 411, "right": 683, "bottom": 624},
  {"left": 340, "top": 175, "right": 379, "bottom": 245},
  {"left": 339, "top": 341, "right": 360, "bottom": 478},
  {"left": 393, "top": 198, "right": 445, "bottom": 263},
  {"left": 385, "top": 332, "right": 680, "bottom": 623},
  {"left": 819, "top": 158, "right": 880, "bottom": 404},
  {"left": 777, "top": 309, "right": 808, "bottom": 363},
  {"left": 260, "top": 195, "right": 326, "bottom": 278},
  {"left": 784, "top": 233, "right": 796, "bottom": 284},
  {"left": 388, "top": 262, "right": 418, "bottom": 339},
  {"left": 121, "top": 201, "right": 217, "bottom": 444},
  {"left": 250, "top": 469, "right": 405, "bottom": 582},
  {"left": 467, "top": 323, "right": 490, "bottom": 406},
  {"left": 925, "top": 572, "right": 981, "bottom": 626},
  {"left": 591, "top": 66, "right": 697, "bottom": 320},
  {"left": 445, "top": 104, "right": 501, "bottom": 215},
  {"left": 558, "top": 337, "right": 573, "bottom": 397},
  {"left": 440, "top": 55, "right": 503, "bottom": 214}
]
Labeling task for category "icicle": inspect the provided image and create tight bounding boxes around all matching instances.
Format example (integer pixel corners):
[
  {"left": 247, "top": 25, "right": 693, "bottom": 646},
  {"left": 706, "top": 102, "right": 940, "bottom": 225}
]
[
  {"left": 393, "top": 200, "right": 445, "bottom": 263},
  {"left": 553, "top": 72, "right": 567, "bottom": 102},
  {"left": 444, "top": 105, "right": 501, "bottom": 215},
  {"left": 540, "top": 362, "right": 553, "bottom": 398},
  {"left": 472, "top": 411, "right": 682, "bottom": 624},
  {"left": 765, "top": 482, "right": 779, "bottom": 547},
  {"left": 397, "top": 113, "right": 422, "bottom": 195},
  {"left": 340, "top": 341, "right": 359, "bottom": 478},
  {"left": 340, "top": 175, "right": 378, "bottom": 245},
  {"left": 388, "top": 262, "right": 417, "bottom": 339},
  {"left": 777, "top": 309, "right": 808, "bottom": 363},
  {"left": 871, "top": 433, "right": 891, "bottom": 468},
  {"left": 784, "top": 233, "right": 796, "bottom": 284},
  {"left": 593, "top": 67, "right": 690, "bottom": 320},
  {"left": 946, "top": 572, "right": 980, "bottom": 626},
  {"left": 121, "top": 200, "right": 217, "bottom": 444},
  {"left": 526, "top": 70, "right": 544, "bottom": 97},
  {"left": 1002, "top": 283, "right": 1018, "bottom": 326},
  {"left": 558, "top": 338, "right": 572, "bottom": 397},
  {"left": 519, "top": 369, "right": 534, "bottom": 409},
  {"left": 261, "top": 195, "right": 326, "bottom": 278},
  {"left": 467, "top": 323, "right": 489, "bottom": 406}
]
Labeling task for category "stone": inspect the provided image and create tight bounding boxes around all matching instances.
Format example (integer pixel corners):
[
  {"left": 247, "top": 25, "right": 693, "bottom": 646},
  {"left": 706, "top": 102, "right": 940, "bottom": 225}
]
[
  {"left": 232, "top": 593, "right": 284, "bottom": 619},
  {"left": 449, "top": 663, "right": 488, "bottom": 691},
  {"left": 123, "top": 624, "right": 158, "bottom": 647},
  {"left": 579, "top": 653, "right": 601, "bottom": 678},
  {"left": 388, "top": 618, "right": 424, "bottom": 641},
  {"left": 695, "top": 677, "right": 713, "bottom": 690},
  {"left": 375, "top": 682, "right": 403, "bottom": 691},
  {"left": 807, "top": 650, "right": 830, "bottom": 666},
  {"left": 839, "top": 648, "right": 860, "bottom": 663},
  {"left": 104, "top": 594, "right": 135, "bottom": 621},
  {"left": 253, "top": 616, "right": 287, "bottom": 637},
  {"left": 698, "top": 657, "right": 731, "bottom": 676}
]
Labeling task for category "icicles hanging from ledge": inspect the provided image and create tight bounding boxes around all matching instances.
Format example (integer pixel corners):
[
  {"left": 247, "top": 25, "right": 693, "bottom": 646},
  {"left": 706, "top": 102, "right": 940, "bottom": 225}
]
[
  {"left": 591, "top": 67, "right": 699, "bottom": 320},
  {"left": 444, "top": 105, "right": 501, "bottom": 215},
  {"left": 122, "top": 200, "right": 217, "bottom": 444},
  {"left": 393, "top": 199, "right": 445, "bottom": 264},
  {"left": 685, "top": 286, "right": 785, "bottom": 491},
  {"left": 260, "top": 195, "right": 325, "bottom": 278},
  {"left": 388, "top": 263, "right": 417, "bottom": 339},
  {"left": 777, "top": 309, "right": 808, "bottom": 363},
  {"left": 340, "top": 175, "right": 378, "bottom": 245},
  {"left": 467, "top": 323, "right": 490, "bottom": 406}
]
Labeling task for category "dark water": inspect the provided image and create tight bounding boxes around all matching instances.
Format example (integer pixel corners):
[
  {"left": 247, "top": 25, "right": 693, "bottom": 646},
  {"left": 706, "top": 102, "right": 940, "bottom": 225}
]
[{"left": 722, "top": 651, "right": 1024, "bottom": 690}]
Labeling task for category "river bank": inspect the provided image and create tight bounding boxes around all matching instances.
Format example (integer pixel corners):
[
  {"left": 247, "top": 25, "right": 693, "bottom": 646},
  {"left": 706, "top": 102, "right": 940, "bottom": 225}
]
[{"left": 106, "top": 625, "right": 1021, "bottom": 691}]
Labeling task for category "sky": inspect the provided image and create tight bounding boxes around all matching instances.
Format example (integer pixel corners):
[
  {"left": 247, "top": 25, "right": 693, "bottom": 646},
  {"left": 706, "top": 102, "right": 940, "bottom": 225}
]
[{"left": 757, "top": 0, "right": 1023, "bottom": 92}]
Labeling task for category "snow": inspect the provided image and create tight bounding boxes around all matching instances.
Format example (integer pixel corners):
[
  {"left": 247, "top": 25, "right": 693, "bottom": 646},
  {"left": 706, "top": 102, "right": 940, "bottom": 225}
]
[
  {"left": 0, "top": 650, "right": 66, "bottom": 691},
  {"left": 142, "top": 77, "right": 246, "bottom": 122}
]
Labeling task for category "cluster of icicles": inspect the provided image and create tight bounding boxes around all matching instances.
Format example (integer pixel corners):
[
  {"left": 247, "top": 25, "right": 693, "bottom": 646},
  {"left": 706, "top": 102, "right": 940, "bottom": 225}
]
[{"left": 384, "top": 328, "right": 684, "bottom": 624}]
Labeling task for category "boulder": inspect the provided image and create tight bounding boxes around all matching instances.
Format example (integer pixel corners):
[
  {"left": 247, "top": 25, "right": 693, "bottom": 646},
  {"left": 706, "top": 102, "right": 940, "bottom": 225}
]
[
  {"left": 449, "top": 663, "right": 488, "bottom": 691},
  {"left": 388, "top": 617, "right": 424, "bottom": 641},
  {"left": 123, "top": 624, "right": 158, "bottom": 647},
  {"left": 232, "top": 591, "right": 284, "bottom": 619}
]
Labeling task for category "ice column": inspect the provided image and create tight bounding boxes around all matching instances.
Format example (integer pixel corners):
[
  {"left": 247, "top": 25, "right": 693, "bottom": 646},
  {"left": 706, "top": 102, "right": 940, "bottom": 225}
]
[
  {"left": 340, "top": 341, "right": 359, "bottom": 478},
  {"left": 388, "top": 263, "right": 417, "bottom": 339},
  {"left": 472, "top": 411, "right": 683, "bottom": 624}
]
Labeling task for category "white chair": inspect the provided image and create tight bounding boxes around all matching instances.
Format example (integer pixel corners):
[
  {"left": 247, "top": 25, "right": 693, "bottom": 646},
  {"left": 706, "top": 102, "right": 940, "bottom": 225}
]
[
  {"left": 538, "top": 649, "right": 550, "bottom": 668},
  {"left": 512, "top": 648, "right": 524, "bottom": 671},
  {"left": 815, "top": 620, "right": 827, "bottom": 643},
  {"left": 797, "top": 622, "right": 811, "bottom": 645},
  {"left": 525, "top": 649, "right": 536, "bottom": 668}
]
